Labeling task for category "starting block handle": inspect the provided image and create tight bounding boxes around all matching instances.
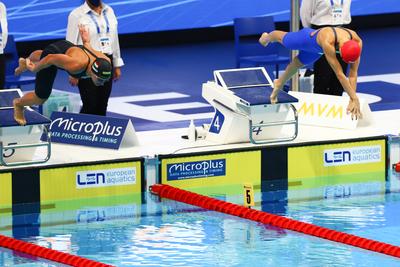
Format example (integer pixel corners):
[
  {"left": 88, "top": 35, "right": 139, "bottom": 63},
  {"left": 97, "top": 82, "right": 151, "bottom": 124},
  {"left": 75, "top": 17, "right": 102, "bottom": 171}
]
[
  {"left": 248, "top": 104, "right": 299, "bottom": 145},
  {"left": 0, "top": 128, "right": 51, "bottom": 167}
]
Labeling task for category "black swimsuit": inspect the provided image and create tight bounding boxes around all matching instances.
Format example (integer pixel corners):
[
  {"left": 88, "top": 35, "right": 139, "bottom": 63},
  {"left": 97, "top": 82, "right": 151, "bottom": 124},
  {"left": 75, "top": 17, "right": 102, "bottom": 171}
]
[
  {"left": 35, "top": 40, "right": 93, "bottom": 99},
  {"left": 331, "top": 27, "right": 353, "bottom": 53}
]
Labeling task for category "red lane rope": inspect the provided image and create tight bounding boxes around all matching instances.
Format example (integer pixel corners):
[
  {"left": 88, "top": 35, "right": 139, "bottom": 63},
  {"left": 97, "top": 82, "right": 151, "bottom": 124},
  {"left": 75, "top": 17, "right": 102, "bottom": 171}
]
[
  {"left": 150, "top": 184, "right": 400, "bottom": 258},
  {"left": 0, "top": 234, "right": 114, "bottom": 267}
]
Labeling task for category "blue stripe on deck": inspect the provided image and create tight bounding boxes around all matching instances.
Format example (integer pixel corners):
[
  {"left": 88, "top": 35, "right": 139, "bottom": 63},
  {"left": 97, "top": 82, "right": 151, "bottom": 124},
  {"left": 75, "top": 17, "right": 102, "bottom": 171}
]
[
  {"left": 170, "top": 107, "right": 214, "bottom": 114},
  {"left": 124, "top": 117, "right": 212, "bottom": 131},
  {"left": 358, "top": 81, "right": 400, "bottom": 111},
  {"left": 128, "top": 98, "right": 209, "bottom": 106}
]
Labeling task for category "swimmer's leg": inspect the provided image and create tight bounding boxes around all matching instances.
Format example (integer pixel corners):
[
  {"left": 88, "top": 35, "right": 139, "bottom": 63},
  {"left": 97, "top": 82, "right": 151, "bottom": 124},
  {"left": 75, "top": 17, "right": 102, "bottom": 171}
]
[
  {"left": 259, "top": 30, "right": 287, "bottom": 47},
  {"left": 270, "top": 56, "right": 304, "bottom": 104},
  {"left": 13, "top": 92, "right": 46, "bottom": 126}
]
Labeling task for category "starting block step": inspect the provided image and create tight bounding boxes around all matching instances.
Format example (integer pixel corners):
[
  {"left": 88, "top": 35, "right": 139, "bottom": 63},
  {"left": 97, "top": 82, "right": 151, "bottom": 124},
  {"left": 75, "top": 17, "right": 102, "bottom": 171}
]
[
  {"left": 0, "top": 89, "right": 51, "bottom": 167},
  {"left": 202, "top": 67, "right": 298, "bottom": 144}
]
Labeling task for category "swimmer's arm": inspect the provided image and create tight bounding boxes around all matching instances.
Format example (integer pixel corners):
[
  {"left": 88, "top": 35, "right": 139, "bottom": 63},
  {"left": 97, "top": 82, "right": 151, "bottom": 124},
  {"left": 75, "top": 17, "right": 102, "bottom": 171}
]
[
  {"left": 324, "top": 43, "right": 362, "bottom": 119},
  {"left": 348, "top": 59, "right": 360, "bottom": 92},
  {"left": 31, "top": 54, "right": 81, "bottom": 73},
  {"left": 323, "top": 43, "right": 358, "bottom": 100}
]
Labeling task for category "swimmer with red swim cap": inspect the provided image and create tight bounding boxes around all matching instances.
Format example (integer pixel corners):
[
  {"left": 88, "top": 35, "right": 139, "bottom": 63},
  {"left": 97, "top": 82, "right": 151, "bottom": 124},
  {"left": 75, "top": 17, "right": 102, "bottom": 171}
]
[{"left": 259, "top": 27, "right": 362, "bottom": 120}]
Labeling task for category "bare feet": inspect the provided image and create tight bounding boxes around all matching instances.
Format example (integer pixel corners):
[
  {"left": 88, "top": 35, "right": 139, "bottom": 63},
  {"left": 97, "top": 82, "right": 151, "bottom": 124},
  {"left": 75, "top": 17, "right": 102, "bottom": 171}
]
[
  {"left": 13, "top": 98, "right": 27, "bottom": 126},
  {"left": 259, "top": 32, "right": 270, "bottom": 47},
  {"left": 270, "top": 79, "right": 281, "bottom": 104},
  {"left": 14, "top": 58, "right": 27, "bottom": 76}
]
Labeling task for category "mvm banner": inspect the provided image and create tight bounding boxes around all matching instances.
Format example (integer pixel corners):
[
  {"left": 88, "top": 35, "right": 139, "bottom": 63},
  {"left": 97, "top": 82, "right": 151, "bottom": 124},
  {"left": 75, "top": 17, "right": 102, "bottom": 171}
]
[
  {"left": 289, "top": 91, "right": 372, "bottom": 129},
  {"left": 45, "top": 112, "right": 139, "bottom": 149}
]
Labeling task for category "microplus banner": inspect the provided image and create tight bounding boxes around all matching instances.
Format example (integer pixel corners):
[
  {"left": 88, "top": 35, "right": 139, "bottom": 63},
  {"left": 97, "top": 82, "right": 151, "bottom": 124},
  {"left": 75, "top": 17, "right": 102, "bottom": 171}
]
[{"left": 46, "top": 112, "right": 138, "bottom": 149}]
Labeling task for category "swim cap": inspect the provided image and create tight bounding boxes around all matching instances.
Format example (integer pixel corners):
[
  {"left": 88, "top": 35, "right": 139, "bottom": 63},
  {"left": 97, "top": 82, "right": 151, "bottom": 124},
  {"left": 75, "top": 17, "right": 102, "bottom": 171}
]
[
  {"left": 91, "top": 58, "right": 112, "bottom": 80},
  {"left": 340, "top": 40, "right": 361, "bottom": 63}
]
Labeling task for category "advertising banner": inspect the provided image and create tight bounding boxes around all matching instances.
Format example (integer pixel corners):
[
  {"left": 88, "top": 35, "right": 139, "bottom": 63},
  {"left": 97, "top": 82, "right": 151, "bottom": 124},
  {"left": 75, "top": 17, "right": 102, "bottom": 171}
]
[
  {"left": 289, "top": 92, "right": 372, "bottom": 129},
  {"left": 161, "top": 151, "right": 261, "bottom": 195},
  {"left": 0, "top": 173, "right": 12, "bottom": 208},
  {"left": 47, "top": 112, "right": 139, "bottom": 149},
  {"left": 40, "top": 161, "right": 142, "bottom": 202},
  {"left": 288, "top": 139, "right": 386, "bottom": 190}
]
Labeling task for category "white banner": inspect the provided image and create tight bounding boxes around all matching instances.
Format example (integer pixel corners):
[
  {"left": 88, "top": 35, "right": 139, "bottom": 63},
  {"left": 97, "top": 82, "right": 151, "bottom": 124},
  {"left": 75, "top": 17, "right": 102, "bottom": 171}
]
[{"left": 289, "top": 91, "right": 372, "bottom": 129}]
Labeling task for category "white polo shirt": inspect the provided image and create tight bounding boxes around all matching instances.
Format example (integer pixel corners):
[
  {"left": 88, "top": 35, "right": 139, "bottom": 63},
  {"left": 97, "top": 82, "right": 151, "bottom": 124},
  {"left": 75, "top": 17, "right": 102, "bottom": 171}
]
[
  {"left": 66, "top": 2, "right": 124, "bottom": 68},
  {"left": 300, "top": 0, "right": 352, "bottom": 28},
  {"left": 0, "top": 2, "right": 8, "bottom": 54}
]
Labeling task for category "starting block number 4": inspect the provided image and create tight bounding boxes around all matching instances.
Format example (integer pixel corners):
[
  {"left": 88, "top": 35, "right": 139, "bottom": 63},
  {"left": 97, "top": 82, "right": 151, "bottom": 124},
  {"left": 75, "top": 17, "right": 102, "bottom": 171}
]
[
  {"left": 209, "top": 110, "right": 225, "bottom": 134},
  {"left": 243, "top": 183, "right": 255, "bottom": 208}
]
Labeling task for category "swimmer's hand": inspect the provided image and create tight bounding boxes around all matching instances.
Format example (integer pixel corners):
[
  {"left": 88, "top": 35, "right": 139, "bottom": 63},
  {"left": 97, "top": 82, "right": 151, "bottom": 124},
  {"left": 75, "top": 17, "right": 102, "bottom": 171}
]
[
  {"left": 79, "top": 24, "right": 90, "bottom": 45},
  {"left": 69, "top": 76, "right": 79, "bottom": 86},
  {"left": 347, "top": 98, "right": 362, "bottom": 120}
]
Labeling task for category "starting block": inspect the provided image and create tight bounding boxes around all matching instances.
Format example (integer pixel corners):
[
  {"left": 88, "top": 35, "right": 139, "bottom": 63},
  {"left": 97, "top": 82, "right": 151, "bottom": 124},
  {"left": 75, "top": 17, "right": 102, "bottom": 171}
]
[
  {"left": 202, "top": 67, "right": 299, "bottom": 144},
  {"left": 0, "top": 89, "right": 51, "bottom": 167}
]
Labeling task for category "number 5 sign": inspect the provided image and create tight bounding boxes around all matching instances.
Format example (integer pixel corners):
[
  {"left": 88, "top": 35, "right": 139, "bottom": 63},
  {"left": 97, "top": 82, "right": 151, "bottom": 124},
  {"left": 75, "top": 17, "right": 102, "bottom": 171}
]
[{"left": 243, "top": 183, "right": 255, "bottom": 208}]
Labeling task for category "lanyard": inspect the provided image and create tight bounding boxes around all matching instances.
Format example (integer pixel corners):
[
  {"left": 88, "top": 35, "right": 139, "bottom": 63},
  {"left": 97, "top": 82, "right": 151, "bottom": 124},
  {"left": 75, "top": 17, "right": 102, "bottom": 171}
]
[
  {"left": 330, "top": 0, "right": 344, "bottom": 7},
  {"left": 89, "top": 9, "right": 110, "bottom": 34}
]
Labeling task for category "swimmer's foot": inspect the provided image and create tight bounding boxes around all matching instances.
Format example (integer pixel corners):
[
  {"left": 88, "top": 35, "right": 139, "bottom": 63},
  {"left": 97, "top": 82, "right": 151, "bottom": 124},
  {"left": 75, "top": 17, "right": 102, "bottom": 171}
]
[
  {"left": 13, "top": 99, "right": 26, "bottom": 126},
  {"left": 270, "top": 79, "right": 281, "bottom": 104},
  {"left": 14, "top": 58, "right": 27, "bottom": 76},
  {"left": 259, "top": 32, "right": 271, "bottom": 47}
]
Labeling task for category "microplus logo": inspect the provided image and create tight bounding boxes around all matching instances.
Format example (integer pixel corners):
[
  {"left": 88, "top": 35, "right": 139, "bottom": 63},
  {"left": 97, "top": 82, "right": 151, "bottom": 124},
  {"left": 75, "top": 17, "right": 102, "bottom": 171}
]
[
  {"left": 51, "top": 117, "right": 123, "bottom": 141},
  {"left": 167, "top": 159, "right": 226, "bottom": 180},
  {"left": 48, "top": 112, "right": 130, "bottom": 149},
  {"left": 324, "top": 145, "right": 381, "bottom": 166},
  {"left": 76, "top": 167, "right": 136, "bottom": 189}
]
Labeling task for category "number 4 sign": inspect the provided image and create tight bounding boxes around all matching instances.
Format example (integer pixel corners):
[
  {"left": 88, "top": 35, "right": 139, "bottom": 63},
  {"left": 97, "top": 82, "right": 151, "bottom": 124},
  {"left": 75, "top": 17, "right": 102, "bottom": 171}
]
[{"left": 209, "top": 109, "right": 225, "bottom": 134}]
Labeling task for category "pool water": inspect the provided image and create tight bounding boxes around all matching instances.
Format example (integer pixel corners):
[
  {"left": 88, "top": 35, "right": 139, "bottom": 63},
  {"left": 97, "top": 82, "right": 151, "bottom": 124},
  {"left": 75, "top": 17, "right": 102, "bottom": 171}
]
[{"left": 1, "top": 188, "right": 400, "bottom": 267}]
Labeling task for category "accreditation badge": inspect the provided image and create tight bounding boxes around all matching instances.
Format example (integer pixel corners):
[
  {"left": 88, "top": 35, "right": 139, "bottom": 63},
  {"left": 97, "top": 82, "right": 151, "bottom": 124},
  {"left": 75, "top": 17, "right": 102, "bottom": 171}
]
[
  {"left": 332, "top": 6, "right": 344, "bottom": 25},
  {"left": 99, "top": 34, "right": 112, "bottom": 55}
]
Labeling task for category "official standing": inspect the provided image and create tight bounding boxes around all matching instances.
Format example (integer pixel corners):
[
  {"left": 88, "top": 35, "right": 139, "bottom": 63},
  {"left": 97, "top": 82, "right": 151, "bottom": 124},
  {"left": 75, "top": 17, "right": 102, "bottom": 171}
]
[
  {"left": 67, "top": 0, "right": 124, "bottom": 115},
  {"left": 300, "top": 0, "right": 352, "bottom": 96},
  {"left": 0, "top": 1, "right": 8, "bottom": 89}
]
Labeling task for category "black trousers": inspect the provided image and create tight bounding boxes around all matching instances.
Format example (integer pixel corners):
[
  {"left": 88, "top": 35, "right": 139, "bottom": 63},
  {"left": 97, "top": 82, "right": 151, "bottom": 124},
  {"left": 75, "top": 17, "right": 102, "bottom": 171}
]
[
  {"left": 311, "top": 24, "right": 349, "bottom": 96},
  {"left": 0, "top": 54, "right": 5, "bottom": 89},
  {"left": 78, "top": 55, "right": 113, "bottom": 116},
  {"left": 313, "top": 54, "right": 348, "bottom": 96}
]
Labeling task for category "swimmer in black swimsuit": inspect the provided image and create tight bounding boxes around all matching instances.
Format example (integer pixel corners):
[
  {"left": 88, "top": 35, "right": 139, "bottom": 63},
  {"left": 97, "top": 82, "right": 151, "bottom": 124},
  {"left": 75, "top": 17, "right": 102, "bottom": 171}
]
[{"left": 13, "top": 25, "right": 112, "bottom": 125}]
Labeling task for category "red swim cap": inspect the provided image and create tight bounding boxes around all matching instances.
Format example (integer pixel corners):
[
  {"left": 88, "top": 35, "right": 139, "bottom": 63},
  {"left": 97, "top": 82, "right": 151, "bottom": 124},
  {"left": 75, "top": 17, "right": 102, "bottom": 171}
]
[{"left": 340, "top": 40, "right": 361, "bottom": 63}]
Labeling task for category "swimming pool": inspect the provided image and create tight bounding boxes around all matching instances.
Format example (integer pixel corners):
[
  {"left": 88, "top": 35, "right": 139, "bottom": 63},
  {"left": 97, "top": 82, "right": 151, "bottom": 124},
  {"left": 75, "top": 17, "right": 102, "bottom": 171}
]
[{"left": 1, "top": 181, "right": 400, "bottom": 267}]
